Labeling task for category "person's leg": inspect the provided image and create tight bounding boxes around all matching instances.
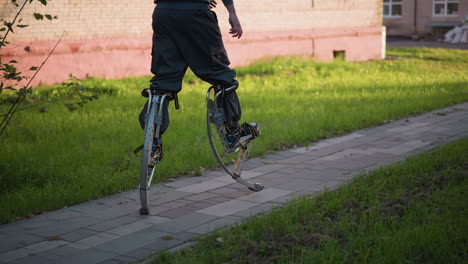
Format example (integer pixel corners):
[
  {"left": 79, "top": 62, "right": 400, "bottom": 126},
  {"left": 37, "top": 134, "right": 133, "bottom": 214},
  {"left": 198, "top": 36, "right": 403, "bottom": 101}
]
[
  {"left": 139, "top": 8, "right": 188, "bottom": 161},
  {"left": 139, "top": 8, "right": 188, "bottom": 134},
  {"left": 168, "top": 9, "right": 259, "bottom": 150},
  {"left": 169, "top": 9, "right": 240, "bottom": 124}
]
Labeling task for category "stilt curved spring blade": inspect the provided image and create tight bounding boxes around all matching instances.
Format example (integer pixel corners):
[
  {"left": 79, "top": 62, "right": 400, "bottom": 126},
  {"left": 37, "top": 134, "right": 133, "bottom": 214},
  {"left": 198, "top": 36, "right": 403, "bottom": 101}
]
[
  {"left": 206, "top": 87, "right": 264, "bottom": 192},
  {"left": 139, "top": 93, "right": 169, "bottom": 215}
]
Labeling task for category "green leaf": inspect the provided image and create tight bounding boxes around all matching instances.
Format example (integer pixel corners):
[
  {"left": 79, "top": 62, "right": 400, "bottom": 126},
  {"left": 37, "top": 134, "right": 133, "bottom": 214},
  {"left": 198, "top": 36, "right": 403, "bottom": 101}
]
[
  {"left": 17, "top": 24, "right": 29, "bottom": 28},
  {"left": 4, "top": 63, "right": 16, "bottom": 72},
  {"left": 4, "top": 22, "right": 14, "bottom": 33},
  {"left": 65, "top": 103, "right": 77, "bottom": 112},
  {"left": 29, "top": 66, "right": 38, "bottom": 71},
  {"left": 38, "top": 0, "right": 47, "bottom": 6},
  {"left": 45, "top": 14, "right": 52, "bottom": 20},
  {"left": 9, "top": 60, "right": 17, "bottom": 63},
  {"left": 33, "top": 13, "right": 44, "bottom": 20},
  {"left": 0, "top": 28, "right": 6, "bottom": 31}
]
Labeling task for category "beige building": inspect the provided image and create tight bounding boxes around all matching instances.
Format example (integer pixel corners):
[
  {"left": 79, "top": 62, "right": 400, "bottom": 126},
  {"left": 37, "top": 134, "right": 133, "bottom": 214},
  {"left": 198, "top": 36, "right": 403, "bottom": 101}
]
[{"left": 383, "top": 0, "right": 468, "bottom": 38}]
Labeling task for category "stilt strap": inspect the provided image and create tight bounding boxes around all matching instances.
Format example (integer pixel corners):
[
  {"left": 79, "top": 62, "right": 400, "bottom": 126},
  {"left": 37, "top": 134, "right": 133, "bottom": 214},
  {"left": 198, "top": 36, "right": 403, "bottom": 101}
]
[
  {"left": 141, "top": 89, "right": 179, "bottom": 110},
  {"left": 244, "top": 122, "right": 260, "bottom": 138},
  {"left": 133, "top": 144, "right": 143, "bottom": 154},
  {"left": 213, "top": 80, "right": 239, "bottom": 96}
]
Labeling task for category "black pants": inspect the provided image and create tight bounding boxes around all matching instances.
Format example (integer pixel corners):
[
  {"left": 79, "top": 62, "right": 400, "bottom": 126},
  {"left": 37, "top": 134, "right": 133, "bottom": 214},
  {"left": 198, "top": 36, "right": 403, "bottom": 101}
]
[{"left": 139, "top": 7, "right": 242, "bottom": 133}]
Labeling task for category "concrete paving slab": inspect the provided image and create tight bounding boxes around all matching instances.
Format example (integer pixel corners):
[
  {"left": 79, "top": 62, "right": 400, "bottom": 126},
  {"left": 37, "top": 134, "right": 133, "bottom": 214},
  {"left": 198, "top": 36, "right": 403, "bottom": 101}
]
[
  {"left": 138, "top": 237, "right": 180, "bottom": 255},
  {"left": 34, "top": 251, "right": 62, "bottom": 261},
  {"left": 94, "top": 228, "right": 172, "bottom": 256},
  {"left": 29, "top": 216, "right": 103, "bottom": 237},
  {"left": 60, "top": 228, "right": 99, "bottom": 243},
  {"left": 120, "top": 246, "right": 157, "bottom": 259},
  {"left": 0, "top": 240, "right": 69, "bottom": 263},
  {"left": 106, "top": 221, "right": 153, "bottom": 237},
  {"left": 81, "top": 232, "right": 121, "bottom": 247},
  {"left": 147, "top": 190, "right": 193, "bottom": 206},
  {"left": 182, "top": 201, "right": 219, "bottom": 210},
  {"left": 58, "top": 248, "right": 118, "bottom": 264},
  {"left": 41, "top": 245, "right": 81, "bottom": 257},
  {"left": 8, "top": 254, "right": 53, "bottom": 264},
  {"left": 145, "top": 205, "right": 172, "bottom": 215},
  {"left": 161, "top": 200, "right": 193, "bottom": 209},
  {"left": 86, "top": 216, "right": 140, "bottom": 232},
  {"left": 388, "top": 122, "right": 430, "bottom": 133},
  {"left": 139, "top": 215, "right": 171, "bottom": 225},
  {"left": 184, "top": 192, "right": 219, "bottom": 202},
  {"left": 0, "top": 233, "right": 44, "bottom": 254},
  {"left": 188, "top": 216, "right": 242, "bottom": 235},
  {"left": 197, "top": 199, "right": 260, "bottom": 217},
  {"left": 265, "top": 151, "right": 300, "bottom": 160},
  {"left": 237, "top": 188, "right": 292, "bottom": 203},
  {"left": 242, "top": 157, "right": 269, "bottom": 170},
  {"left": 157, "top": 207, "right": 197, "bottom": 219},
  {"left": 152, "top": 213, "right": 218, "bottom": 233},
  {"left": 176, "top": 180, "right": 230, "bottom": 194},
  {"left": 213, "top": 170, "right": 265, "bottom": 183},
  {"left": 95, "top": 258, "right": 123, "bottom": 264}
]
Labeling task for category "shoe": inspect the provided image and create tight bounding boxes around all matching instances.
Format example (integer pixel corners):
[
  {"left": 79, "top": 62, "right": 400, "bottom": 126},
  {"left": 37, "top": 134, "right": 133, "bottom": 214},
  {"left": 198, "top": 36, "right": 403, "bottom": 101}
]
[
  {"left": 225, "top": 122, "right": 260, "bottom": 152},
  {"left": 149, "top": 142, "right": 163, "bottom": 165}
]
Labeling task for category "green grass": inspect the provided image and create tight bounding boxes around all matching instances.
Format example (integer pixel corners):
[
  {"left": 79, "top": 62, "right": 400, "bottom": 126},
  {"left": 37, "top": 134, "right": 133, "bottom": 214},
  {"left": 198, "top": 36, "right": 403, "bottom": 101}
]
[
  {"left": 150, "top": 138, "right": 468, "bottom": 264},
  {"left": 0, "top": 47, "right": 467, "bottom": 223}
]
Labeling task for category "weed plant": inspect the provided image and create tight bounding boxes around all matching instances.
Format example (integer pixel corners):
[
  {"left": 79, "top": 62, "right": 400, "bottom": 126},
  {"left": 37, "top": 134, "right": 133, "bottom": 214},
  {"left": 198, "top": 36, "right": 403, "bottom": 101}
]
[{"left": 0, "top": 48, "right": 467, "bottom": 222}]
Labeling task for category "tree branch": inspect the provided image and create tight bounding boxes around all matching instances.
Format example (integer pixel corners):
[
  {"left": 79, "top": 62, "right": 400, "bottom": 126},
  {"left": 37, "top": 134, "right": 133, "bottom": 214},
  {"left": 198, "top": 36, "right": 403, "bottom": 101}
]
[
  {"left": 0, "top": 0, "right": 29, "bottom": 48},
  {"left": 0, "top": 32, "right": 65, "bottom": 137}
]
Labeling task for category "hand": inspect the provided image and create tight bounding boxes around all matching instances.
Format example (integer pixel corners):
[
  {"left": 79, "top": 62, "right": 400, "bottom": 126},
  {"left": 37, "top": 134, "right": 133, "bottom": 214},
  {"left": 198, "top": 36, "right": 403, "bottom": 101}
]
[
  {"left": 209, "top": 0, "right": 217, "bottom": 9},
  {"left": 228, "top": 13, "right": 243, "bottom": 39}
]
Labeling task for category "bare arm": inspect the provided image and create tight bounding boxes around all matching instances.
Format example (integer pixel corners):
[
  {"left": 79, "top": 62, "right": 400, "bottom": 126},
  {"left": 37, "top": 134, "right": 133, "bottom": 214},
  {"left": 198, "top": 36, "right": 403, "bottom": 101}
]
[
  {"left": 209, "top": 0, "right": 243, "bottom": 39},
  {"left": 225, "top": 3, "right": 243, "bottom": 39}
]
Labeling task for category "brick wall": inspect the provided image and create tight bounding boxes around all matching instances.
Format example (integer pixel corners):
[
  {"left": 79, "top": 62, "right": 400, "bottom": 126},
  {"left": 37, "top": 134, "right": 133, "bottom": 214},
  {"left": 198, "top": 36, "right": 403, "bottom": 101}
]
[
  {"left": 384, "top": 0, "right": 468, "bottom": 37},
  {"left": 1, "top": 0, "right": 381, "bottom": 42},
  {"left": 0, "top": 0, "right": 154, "bottom": 41},
  {"left": 0, "top": 0, "right": 383, "bottom": 84}
]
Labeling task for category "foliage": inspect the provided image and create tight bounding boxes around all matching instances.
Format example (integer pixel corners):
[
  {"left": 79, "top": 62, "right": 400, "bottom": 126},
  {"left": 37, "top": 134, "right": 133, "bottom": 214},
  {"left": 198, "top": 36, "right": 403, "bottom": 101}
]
[{"left": 0, "top": 0, "right": 92, "bottom": 137}]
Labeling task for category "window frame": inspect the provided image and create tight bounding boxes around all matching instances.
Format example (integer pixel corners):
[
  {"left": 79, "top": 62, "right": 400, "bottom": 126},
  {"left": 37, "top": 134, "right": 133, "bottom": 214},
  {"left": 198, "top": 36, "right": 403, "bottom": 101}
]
[
  {"left": 433, "top": 0, "right": 459, "bottom": 17},
  {"left": 383, "top": 0, "right": 402, "bottom": 18}
]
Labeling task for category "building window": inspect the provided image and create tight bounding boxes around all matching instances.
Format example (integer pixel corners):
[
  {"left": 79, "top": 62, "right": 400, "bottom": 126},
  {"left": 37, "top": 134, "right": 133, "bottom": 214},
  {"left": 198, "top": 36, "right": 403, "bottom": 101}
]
[
  {"left": 383, "top": 0, "right": 402, "bottom": 18},
  {"left": 434, "top": 0, "right": 459, "bottom": 16}
]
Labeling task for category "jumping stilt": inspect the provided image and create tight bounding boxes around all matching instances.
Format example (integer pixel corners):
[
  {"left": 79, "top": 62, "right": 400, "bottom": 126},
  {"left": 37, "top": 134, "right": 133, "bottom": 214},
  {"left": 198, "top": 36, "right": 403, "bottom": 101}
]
[{"left": 206, "top": 86, "right": 264, "bottom": 192}]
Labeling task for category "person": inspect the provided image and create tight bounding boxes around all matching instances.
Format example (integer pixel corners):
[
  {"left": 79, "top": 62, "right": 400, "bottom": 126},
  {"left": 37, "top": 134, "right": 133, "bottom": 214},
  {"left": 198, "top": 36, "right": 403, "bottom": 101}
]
[{"left": 139, "top": 0, "right": 260, "bottom": 163}]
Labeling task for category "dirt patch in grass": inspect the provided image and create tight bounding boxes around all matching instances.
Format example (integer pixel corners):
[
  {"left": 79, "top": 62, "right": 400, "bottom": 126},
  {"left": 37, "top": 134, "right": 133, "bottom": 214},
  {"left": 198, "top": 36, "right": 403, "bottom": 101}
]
[
  {"left": 237, "top": 232, "right": 331, "bottom": 264},
  {"left": 380, "top": 197, "right": 408, "bottom": 217}
]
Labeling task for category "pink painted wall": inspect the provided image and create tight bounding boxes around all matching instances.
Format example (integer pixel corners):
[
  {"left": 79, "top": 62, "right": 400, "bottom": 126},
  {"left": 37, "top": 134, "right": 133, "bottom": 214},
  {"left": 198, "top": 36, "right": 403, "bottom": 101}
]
[
  {"left": 1, "top": 26, "right": 383, "bottom": 86},
  {"left": 0, "top": 0, "right": 383, "bottom": 86}
]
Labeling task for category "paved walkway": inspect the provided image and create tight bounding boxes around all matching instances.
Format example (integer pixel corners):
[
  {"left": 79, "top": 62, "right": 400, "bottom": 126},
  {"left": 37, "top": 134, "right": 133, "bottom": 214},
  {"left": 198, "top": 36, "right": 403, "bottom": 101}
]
[
  {"left": 386, "top": 37, "right": 468, "bottom": 50},
  {"left": 1, "top": 103, "right": 468, "bottom": 264}
]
